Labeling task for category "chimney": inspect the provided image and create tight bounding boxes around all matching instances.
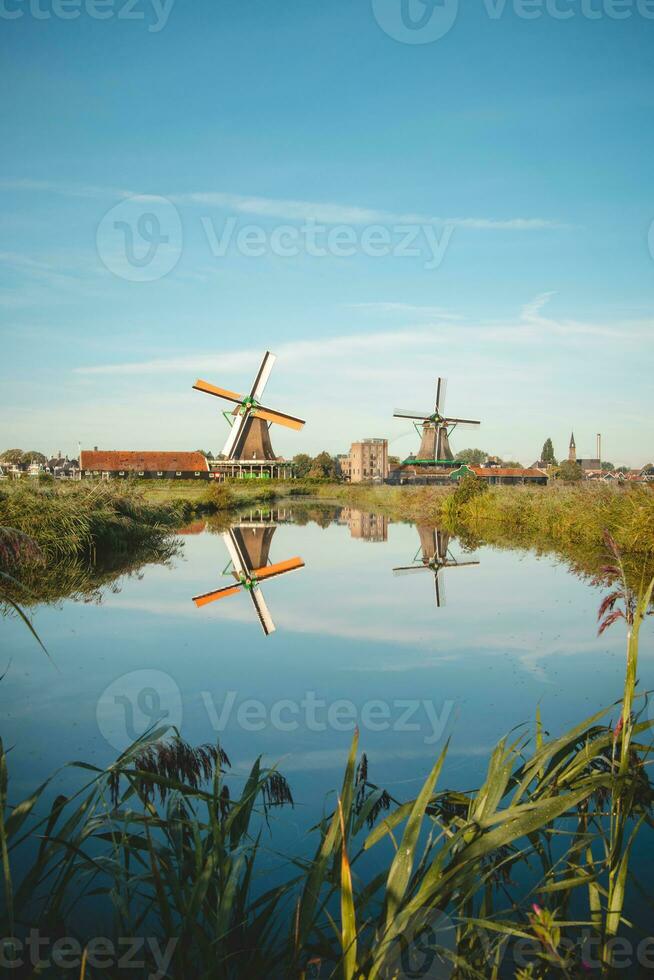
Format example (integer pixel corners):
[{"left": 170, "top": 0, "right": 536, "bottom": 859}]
[{"left": 94, "top": 446, "right": 98, "bottom": 452}]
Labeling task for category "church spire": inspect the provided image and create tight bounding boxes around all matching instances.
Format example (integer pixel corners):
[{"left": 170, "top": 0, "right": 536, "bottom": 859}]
[{"left": 569, "top": 431, "right": 576, "bottom": 462}]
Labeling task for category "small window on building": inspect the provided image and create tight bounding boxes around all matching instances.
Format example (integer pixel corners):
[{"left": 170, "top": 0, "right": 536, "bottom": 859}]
[
  {"left": 138, "top": 471, "right": 144, "bottom": 476},
  {"left": 157, "top": 471, "right": 163, "bottom": 477},
  {"left": 176, "top": 471, "right": 182, "bottom": 477},
  {"left": 194, "top": 471, "right": 200, "bottom": 477},
  {"left": 119, "top": 471, "right": 125, "bottom": 476}
]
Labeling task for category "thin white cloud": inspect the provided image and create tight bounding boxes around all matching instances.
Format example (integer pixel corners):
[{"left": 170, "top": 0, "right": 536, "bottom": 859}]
[
  {"left": 0, "top": 178, "right": 565, "bottom": 231},
  {"left": 73, "top": 294, "right": 643, "bottom": 378},
  {"left": 349, "top": 302, "right": 463, "bottom": 319},
  {"left": 172, "top": 190, "right": 564, "bottom": 231}
]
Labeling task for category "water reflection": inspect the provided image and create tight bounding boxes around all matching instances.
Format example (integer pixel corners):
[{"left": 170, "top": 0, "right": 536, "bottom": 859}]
[
  {"left": 339, "top": 508, "right": 389, "bottom": 542},
  {"left": 393, "top": 525, "right": 479, "bottom": 607},
  {"left": 191, "top": 517, "right": 305, "bottom": 636}
]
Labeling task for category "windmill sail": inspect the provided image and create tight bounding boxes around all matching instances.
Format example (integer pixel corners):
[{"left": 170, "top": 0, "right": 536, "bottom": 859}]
[{"left": 193, "top": 350, "right": 305, "bottom": 461}]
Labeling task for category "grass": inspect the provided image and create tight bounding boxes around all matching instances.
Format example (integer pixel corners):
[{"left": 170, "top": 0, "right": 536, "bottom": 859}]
[
  {"left": 0, "top": 480, "right": 185, "bottom": 562},
  {"left": 1, "top": 542, "right": 653, "bottom": 977}
]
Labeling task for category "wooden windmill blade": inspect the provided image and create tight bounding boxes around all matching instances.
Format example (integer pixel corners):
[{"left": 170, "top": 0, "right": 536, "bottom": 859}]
[
  {"left": 193, "top": 380, "right": 244, "bottom": 405},
  {"left": 393, "top": 408, "right": 431, "bottom": 420},
  {"left": 442, "top": 416, "right": 481, "bottom": 427},
  {"left": 252, "top": 406, "right": 305, "bottom": 430},
  {"left": 249, "top": 351, "right": 277, "bottom": 401},
  {"left": 251, "top": 557, "right": 304, "bottom": 581},
  {"left": 435, "top": 377, "right": 447, "bottom": 416},
  {"left": 222, "top": 411, "right": 252, "bottom": 460},
  {"left": 192, "top": 583, "right": 242, "bottom": 607},
  {"left": 249, "top": 586, "right": 276, "bottom": 636}
]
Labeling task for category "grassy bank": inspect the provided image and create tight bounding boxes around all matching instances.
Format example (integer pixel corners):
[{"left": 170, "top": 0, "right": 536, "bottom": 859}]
[{"left": 0, "top": 480, "right": 185, "bottom": 561}]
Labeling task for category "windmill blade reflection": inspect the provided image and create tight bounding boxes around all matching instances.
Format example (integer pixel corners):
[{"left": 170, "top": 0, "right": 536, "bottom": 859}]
[
  {"left": 249, "top": 586, "right": 276, "bottom": 636},
  {"left": 252, "top": 557, "right": 305, "bottom": 581},
  {"left": 193, "top": 523, "right": 304, "bottom": 636},
  {"left": 192, "top": 584, "right": 242, "bottom": 607},
  {"left": 435, "top": 568, "right": 445, "bottom": 608},
  {"left": 392, "top": 565, "right": 432, "bottom": 576}
]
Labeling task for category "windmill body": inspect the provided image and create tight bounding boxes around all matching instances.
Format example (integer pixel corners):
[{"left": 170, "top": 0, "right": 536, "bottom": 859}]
[
  {"left": 394, "top": 377, "right": 480, "bottom": 466},
  {"left": 192, "top": 521, "right": 304, "bottom": 635},
  {"left": 193, "top": 351, "right": 305, "bottom": 463}
]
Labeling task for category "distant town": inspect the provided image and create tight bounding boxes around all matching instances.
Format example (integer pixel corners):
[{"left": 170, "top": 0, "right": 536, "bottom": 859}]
[{"left": 1, "top": 434, "right": 652, "bottom": 487}]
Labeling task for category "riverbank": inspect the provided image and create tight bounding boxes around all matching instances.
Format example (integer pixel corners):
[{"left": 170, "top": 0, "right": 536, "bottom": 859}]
[{"left": 0, "top": 480, "right": 184, "bottom": 561}]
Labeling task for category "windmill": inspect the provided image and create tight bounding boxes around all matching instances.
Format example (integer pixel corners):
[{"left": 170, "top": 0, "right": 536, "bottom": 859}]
[
  {"left": 393, "top": 526, "right": 479, "bottom": 607},
  {"left": 394, "top": 378, "right": 480, "bottom": 465},
  {"left": 193, "top": 351, "right": 305, "bottom": 461},
  {"left": 192, "top": 523, "right": 304, "bottom": 635}
]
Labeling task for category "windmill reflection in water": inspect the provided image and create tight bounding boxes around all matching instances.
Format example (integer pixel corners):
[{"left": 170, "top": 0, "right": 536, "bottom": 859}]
[
  {"left": 192, "top": 514, "right": 304, "bottom": 636},
  {"left": 393, "top": 526, "right": 479, "bottom": 607}
]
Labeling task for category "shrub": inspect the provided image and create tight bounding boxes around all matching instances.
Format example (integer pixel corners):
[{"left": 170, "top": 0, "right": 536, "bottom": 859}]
[
  {"left": 205, "top": 481, "right": 235, "bottom": 511},
  {"left": 453, "top": 471, "right": 488, "bottom": 506}
]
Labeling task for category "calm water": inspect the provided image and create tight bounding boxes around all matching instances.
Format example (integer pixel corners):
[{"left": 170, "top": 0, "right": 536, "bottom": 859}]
[{"left": 2, "top": 504, "right": 652, "bottom": 870}]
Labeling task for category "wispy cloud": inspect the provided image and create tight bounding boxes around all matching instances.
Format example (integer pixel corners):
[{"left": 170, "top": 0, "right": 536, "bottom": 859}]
[
  {"left": 172, "top": 190, "right": 565, "bottom": 231},
  {"left": 73, "top": 293, "right": 642, "bottom": 378},
  {"left": 348, "top": 302, "right": 463, "bottom": 319},
  {"left": 520, "top": 291, "right": 625, "bottom": 339},
  {"left": 0, "top": 178, "right": 565, "bottom": 231}
]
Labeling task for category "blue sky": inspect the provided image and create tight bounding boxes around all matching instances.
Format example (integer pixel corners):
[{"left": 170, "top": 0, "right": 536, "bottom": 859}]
[{"left": 1, "top": 0, "right": 653, "bottom": 466}]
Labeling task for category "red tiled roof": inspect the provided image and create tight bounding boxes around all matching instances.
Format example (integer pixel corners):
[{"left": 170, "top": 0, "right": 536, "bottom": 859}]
[
  {"left": 471, "top": 467, "right": 547, "bottom": 478},
  {"left": 80, "top": 450, "right": 209, "bottom": 472}
]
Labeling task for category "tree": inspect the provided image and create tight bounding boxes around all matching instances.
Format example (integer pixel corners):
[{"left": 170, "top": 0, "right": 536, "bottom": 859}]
[
  {"left": 1, "top": 449, "right": 24, "bottom": 465},
  {"left": 556, "top": 460, "right": 583, "bottom": 483},
  {"left": 292, "top": 453, "right": 313, "bottom": 479},
  {"left": 502, "top": 460, "right": 523, "bottom": 468},
  {"left": 541, "top": 438, "right": 557, "bottom": 465},
  {"left": 21, "top": 451, "right": 46, "bottom": 465},
  {"left": 616, "top": 466, "right": 630, "bottom": 474},
  {"left": 455, "top": 448, "right": 487, "bottom": 466},
  {"left": 388, "top": 456, "right": 401, "bottom": 467},
  {"left": 307, "top": 451, "right": 339, "bottom": 481},
  {"left": 601, "top": 461, "right": 615, "bottom": 472}
]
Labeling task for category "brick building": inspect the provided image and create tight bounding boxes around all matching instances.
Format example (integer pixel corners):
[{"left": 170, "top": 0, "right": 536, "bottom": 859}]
[{"left": 342, "top": 439, "right": 389, "bottom": 483}]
